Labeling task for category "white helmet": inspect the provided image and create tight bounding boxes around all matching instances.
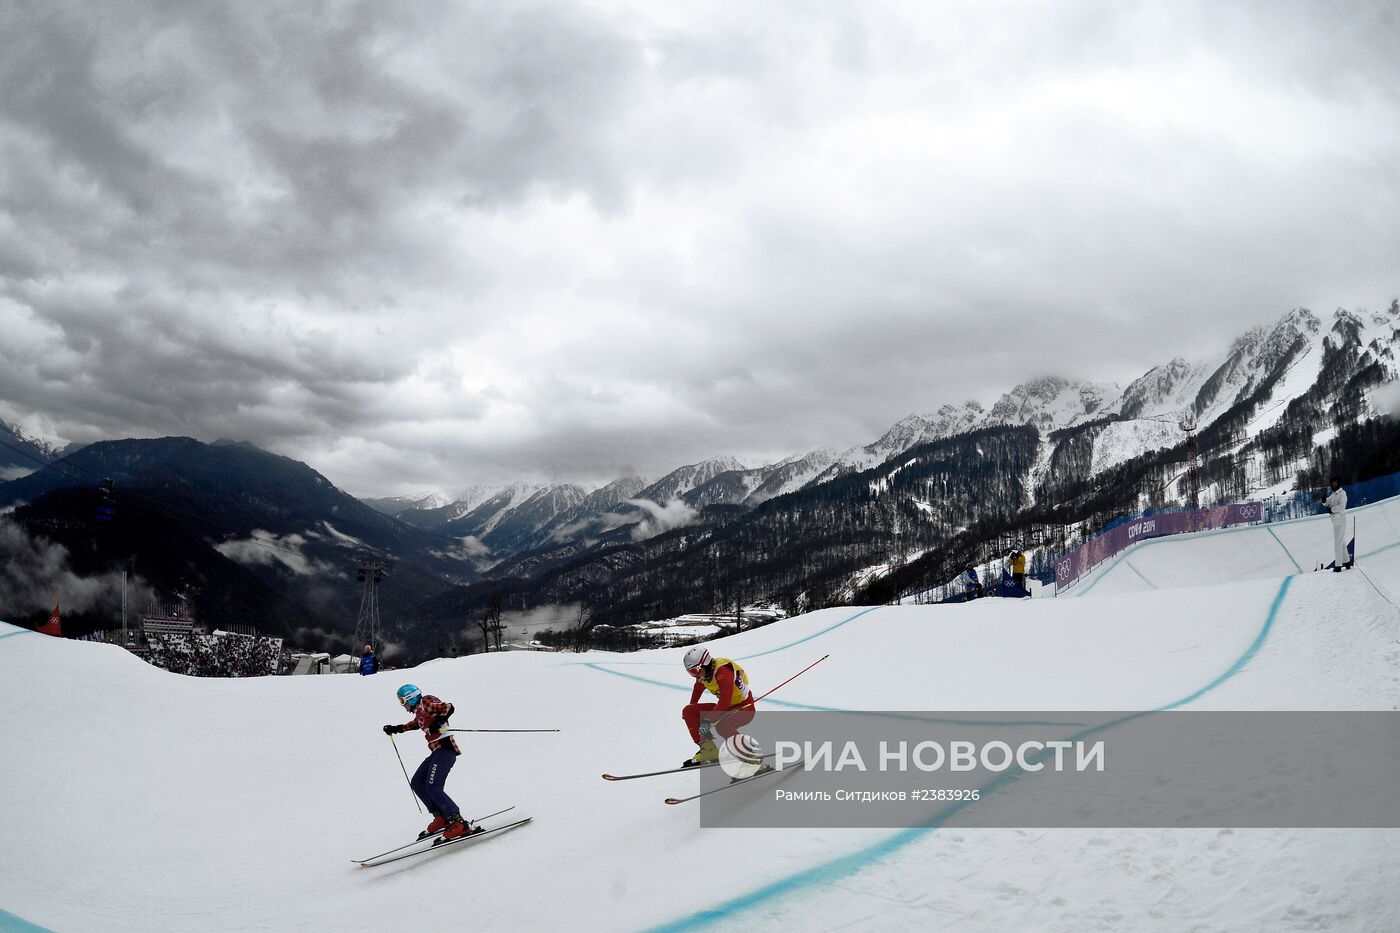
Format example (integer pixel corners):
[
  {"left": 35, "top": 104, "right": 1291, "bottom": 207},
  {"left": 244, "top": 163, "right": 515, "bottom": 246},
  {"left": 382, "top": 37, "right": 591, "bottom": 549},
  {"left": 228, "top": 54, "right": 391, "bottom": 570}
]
[{"left": 683, "top": 645, "right": 712, "bottom": 675}]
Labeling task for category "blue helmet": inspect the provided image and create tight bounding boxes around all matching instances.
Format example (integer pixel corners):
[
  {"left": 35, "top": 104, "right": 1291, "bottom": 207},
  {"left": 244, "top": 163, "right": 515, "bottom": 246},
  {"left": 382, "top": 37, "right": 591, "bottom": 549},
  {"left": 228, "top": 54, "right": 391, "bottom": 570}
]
[{"left": 396, "top": 684, "right": 422, "bottom": 709}]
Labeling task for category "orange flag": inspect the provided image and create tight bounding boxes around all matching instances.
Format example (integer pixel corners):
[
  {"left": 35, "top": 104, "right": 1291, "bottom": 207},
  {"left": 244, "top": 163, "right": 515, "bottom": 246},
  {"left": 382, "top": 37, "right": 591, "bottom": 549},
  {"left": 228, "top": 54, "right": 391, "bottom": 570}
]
[{"left": 38, "top": 596, "right": 61, "bottom": 637}]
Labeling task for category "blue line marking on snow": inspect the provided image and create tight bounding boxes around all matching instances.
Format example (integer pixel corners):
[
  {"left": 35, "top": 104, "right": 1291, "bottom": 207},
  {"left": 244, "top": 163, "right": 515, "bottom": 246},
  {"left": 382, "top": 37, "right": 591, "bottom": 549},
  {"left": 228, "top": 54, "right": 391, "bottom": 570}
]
[
  {"left": 638, "top": 576, "right": 1295, "bottom": 933},
  {"left": 1150, "top": 574, "right": 1289, "bottom": 712},
  {"left": 562, "top": 606, "right": 884, "bottom": 669},
  {"left": 580, "top": 662, "right": 1078, "bottom": 728},
  {"left": 582, "top": 606, "right": 1085, "bottom": 727},
  {"left": 737, "top": 605, "right": 883, "bottom": 659},
  {"left": 1265, "top": 526, "right": 1304, "bottom": 574},
  {"left": 1073, "top": 549, "right": 1130, "bottom": 596},
  {"left": 0, "top": 906, "right": 55, "bottom": 933},
  {"left": 1360, "top": 538, "right": 1400, "bottom": 559},
  {"left": 1123, "top": 559, "right": 1156, "bottom": 589},
  {"left": 0, "top": 630, "right": 33, "bottom": 642},
  {"left": 579, "top": 663, "right": 701, "bottom": 694}
]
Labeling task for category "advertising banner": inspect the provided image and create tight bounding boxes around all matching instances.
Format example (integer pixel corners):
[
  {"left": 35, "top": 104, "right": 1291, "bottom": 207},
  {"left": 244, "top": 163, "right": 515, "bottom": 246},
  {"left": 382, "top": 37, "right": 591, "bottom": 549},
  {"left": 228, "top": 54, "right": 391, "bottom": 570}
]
[{"left": 1055, "top": 500, "right": 1265, "bottom": 590}]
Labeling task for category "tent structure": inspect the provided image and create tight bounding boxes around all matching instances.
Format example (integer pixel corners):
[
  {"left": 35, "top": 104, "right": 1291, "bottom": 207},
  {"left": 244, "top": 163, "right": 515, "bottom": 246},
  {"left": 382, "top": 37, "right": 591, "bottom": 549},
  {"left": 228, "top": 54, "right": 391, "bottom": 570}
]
[
  {"left": 330, "top": 654, "right": 358, "bottom": 674},
  {"left": 290, "top": 653, "right": 331, "bottom": 675}
]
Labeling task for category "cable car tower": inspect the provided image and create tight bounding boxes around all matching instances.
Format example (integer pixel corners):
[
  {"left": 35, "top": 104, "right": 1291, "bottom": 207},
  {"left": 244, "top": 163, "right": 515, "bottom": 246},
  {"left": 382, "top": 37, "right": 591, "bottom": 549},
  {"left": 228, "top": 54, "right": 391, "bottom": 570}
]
[
  {"left": 1179, "top": 413, "right": 1201, "bottom": 510},
  {"left": 353, "top": 561, "right": 387, "bottom": 651}
]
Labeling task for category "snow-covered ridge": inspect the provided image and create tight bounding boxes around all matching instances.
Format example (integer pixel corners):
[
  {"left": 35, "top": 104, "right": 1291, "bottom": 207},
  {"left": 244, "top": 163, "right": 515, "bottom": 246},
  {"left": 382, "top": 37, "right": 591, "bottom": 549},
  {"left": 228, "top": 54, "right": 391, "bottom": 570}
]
[
  {"left": 360, "top": 492, "right": 451, "bottom": 516},
  {"left": 984, "top": 377, "right": 1119, "bottom": 432},
  {"left": 639, "top": 456, "right": 748, "bottom": 504},
  {"left": 809, "top": 305, "right": 1395, "bottom": 496}
]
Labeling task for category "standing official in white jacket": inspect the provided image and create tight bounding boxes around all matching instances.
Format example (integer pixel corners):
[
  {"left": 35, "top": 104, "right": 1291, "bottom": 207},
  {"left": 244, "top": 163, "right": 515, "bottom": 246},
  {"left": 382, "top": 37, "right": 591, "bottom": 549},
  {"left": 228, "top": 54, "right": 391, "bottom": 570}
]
[{"left": 1323, "top": 476, "right": 1349, "bottom": 571}]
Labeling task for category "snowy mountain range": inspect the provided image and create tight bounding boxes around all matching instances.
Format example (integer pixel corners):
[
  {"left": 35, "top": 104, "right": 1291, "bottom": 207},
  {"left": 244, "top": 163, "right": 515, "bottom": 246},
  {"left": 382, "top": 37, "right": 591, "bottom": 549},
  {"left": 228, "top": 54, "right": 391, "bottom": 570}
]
[
  {"left": 372, "top": 304, "right": 1400, "bottom": 570},
  {"left": 360, "top": 492, "right": 451, "bottom": 515},
  {"left": 0, "top": 419, "right": 57, "bottom": 482}
]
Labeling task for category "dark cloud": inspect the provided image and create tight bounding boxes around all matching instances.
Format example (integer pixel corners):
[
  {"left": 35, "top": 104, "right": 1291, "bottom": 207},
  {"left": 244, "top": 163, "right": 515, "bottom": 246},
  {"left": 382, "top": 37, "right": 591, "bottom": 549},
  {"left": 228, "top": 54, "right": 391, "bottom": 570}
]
[
  {"left": 1, "top": 0, "right": 1398, "bottom": 495},
  {"left": 0, "top": 517, "right": 157, "bottom": 617}
]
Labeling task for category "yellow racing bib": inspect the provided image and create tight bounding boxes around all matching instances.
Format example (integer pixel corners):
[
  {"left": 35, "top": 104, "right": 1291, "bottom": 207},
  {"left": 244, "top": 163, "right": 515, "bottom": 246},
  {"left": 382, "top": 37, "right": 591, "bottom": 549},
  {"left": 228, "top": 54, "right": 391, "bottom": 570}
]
[{"left": 704, "top": 657, "right": 752, "bottom": 707}]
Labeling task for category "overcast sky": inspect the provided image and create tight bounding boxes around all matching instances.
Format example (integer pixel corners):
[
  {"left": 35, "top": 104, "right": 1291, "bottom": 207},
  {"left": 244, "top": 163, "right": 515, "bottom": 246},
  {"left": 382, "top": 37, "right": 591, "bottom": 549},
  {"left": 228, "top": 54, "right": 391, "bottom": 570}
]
[{"left": 2, "top": 1, "right": 1398, "bottom": 497}]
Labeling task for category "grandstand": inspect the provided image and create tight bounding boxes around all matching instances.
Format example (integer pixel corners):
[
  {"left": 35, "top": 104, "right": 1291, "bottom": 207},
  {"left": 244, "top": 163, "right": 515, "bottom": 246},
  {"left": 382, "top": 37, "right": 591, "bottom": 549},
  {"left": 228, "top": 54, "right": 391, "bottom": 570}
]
[{"left": 144, "top": 631, "right": 283, "bottom": 678}]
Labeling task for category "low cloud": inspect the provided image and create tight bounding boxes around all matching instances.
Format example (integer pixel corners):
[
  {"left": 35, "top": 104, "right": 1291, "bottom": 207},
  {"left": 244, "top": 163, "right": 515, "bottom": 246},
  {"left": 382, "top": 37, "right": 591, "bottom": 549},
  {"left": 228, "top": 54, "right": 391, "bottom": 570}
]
[
  {"left": 287, "top": 623, "right": 366, "bottom": 656},
  {"left": 459, "top": 536, "right": 491, "bottom": 558},
  {"left": 279, "top": 624, "right": 405, "bottom": 662},
  {"left": 624, "top": 498, "right": 698, "bottom": 541},
  {"left": 371, "top": 638, "right": 407, "bottom": 663},
  {"left": 319, "top": 522, "right": 366, "bottom": 548},
  {"left": 550, "top": 509, "right": 638, "bottom": 544},
  {"left": 552, "top": 498, "right": 696, "bottom": 543},
  {"left": 427, "top": 535, "right": 494, "bottom": 573},
  {"left": 215, "top": 530, "right": 344, "bottom": 578},
  {"left": 548, "top": 517, "right": 595, "bottom": 543},
  {"left": 498, "top": 603, "right": 585, "bottom": 641},
  {"left": 1369, "top": 381, "right": 1400, "bottom": 419},
  {"left": 0, "top": 517, "right": 156, "bottom": 618}
]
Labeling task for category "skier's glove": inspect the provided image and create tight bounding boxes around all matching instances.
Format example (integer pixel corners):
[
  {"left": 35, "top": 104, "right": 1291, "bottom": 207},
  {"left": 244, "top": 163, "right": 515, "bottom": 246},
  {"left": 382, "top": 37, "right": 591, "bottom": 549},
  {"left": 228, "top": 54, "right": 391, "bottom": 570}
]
[
  {"left": 383, "top": 724, "right": 401, "bottom": 735},
  {"left": 698, "top": 719, "right": 717, "bottom": 742}
]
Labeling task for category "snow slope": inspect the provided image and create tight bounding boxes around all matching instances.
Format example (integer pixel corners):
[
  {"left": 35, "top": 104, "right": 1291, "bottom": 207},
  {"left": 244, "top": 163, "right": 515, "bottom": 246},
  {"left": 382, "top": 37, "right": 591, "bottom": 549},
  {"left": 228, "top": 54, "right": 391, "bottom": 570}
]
[{"left": 3, "top": 512, "right": 1400, "bottom": 931}]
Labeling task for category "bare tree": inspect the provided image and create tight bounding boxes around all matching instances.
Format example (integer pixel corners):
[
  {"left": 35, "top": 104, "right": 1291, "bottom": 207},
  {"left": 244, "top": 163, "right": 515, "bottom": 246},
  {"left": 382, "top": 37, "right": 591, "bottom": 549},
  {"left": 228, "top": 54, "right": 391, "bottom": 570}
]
[
  {"left": 572, "top": 594, "right": 595, "bottom": 652},
  {"left": 489, "top": 594, "right": 505, "bottom": 651},
  {"left": 477, "top": 594, "right": 503, "bottom": 652}
]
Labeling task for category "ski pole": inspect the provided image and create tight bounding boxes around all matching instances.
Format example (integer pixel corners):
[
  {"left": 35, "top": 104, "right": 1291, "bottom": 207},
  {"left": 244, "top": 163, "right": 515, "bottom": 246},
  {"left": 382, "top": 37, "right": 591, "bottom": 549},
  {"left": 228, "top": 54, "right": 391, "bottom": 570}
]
[
  {"left": 442, "top": 728, "right": 560, "bottom": 733},
  {"left": 713, "top": 654, "right": 830, "bottom": 730},
  {"left": 388, "top": 734, "right": 422, "bottom": 813}
]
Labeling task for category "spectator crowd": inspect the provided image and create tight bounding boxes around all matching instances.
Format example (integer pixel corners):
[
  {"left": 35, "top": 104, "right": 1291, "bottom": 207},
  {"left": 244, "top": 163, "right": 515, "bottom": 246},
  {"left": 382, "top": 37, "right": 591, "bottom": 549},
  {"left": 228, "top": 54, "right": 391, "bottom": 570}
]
[{"left": 146, "top": 632, "right": 284, "bottom": 677}]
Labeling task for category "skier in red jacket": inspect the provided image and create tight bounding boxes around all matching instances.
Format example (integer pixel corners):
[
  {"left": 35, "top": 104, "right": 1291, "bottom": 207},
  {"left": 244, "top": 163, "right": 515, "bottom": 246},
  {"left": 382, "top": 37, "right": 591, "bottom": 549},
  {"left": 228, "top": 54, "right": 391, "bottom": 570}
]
[{"left": 383, "top": 683, "right": 479, "bottom": 843}]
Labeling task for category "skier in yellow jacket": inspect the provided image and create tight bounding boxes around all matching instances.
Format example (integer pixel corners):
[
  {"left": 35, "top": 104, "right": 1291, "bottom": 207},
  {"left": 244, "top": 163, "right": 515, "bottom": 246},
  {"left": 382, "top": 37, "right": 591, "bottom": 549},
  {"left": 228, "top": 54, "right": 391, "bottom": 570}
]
[
  {"left": 680, "top": 645, "right": 756, "bottom": 767},
  {"left": 1008, "top": 548, "right": 1027, "bottom": 590}
]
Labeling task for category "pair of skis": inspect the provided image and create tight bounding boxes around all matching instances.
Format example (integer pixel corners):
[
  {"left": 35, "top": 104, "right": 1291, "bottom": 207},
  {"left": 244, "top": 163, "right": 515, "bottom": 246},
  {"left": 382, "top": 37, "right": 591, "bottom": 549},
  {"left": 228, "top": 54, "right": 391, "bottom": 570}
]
[
  {"left": 354, "top": 806, "right": 531, "bottom": 866},
  {"left": 602, "top": 755, "right": 785, "bottom": 805}
]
